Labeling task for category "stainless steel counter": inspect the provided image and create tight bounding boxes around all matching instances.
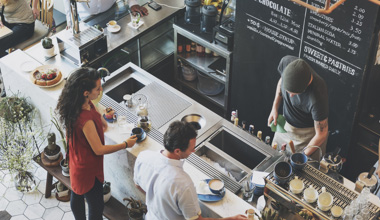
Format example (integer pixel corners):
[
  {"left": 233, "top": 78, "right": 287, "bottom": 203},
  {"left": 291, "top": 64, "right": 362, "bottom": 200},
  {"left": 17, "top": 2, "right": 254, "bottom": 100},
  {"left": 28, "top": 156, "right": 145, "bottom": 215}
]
[{"left": 25, "top": 0, "right": 184, "bottom": 67}]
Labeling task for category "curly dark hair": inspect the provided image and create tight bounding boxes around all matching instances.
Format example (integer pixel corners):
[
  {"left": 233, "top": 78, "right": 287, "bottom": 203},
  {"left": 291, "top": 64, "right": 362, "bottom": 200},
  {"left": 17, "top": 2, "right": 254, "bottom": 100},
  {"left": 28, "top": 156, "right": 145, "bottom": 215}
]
[
  {"left": 163, "top": 121, "right": 197, "bottom": 152},
  {"left": 56, "top": 67, "right": 100, "bottom": 139}
]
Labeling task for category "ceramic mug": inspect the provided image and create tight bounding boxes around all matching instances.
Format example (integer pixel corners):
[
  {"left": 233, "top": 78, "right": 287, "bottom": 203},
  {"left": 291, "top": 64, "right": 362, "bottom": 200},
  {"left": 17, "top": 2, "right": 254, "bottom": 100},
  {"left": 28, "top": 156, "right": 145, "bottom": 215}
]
[
  {"left": 303, "top": 186, "right": 318, "bottom": 203},
  {"left": 289, "top": 176, "right": 304, "bottom": 194},
  {"left": 208, "top": 179, "right": 224, "bottom": 194},
  {"left": 107, "top": 20, "right": 117, "bottom": 28},
  {"left": 317, "top": 187, "right": 333, "bottom": 211},
  {"left": 131, "top": 127, "right": 143, "bottom": 139}
]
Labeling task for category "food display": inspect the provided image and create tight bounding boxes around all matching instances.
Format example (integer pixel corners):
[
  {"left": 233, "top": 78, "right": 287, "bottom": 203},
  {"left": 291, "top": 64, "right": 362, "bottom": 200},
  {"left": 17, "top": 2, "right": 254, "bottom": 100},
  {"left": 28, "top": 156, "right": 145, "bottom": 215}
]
[
  {"left": 105, "top": 107, "right": 116, "bottom": 119},
  {"left": 30, "top": 66, "right": 62, "bottom": 87}
]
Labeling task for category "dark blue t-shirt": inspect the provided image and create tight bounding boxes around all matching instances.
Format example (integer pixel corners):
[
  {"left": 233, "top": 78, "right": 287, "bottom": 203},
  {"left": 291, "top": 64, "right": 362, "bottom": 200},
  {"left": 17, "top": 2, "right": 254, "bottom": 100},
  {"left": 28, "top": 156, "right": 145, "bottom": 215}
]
[{"left": 280, "top": 71, "right": 329, "bottom": 128}]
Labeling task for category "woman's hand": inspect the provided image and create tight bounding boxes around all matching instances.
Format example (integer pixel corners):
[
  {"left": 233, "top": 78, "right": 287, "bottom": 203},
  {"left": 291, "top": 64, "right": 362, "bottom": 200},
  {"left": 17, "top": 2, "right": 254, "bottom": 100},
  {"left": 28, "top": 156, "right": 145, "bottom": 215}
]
[
  {"left": 130, "top": 5, "right": 148, "bottom": 16},
  {"left": 0, "top": 21, "right": 4, "bottom": 28},
  {"left": 268, "top": 108, "right": 278, "bottom": 127},
  {"left": 126, "top": 135, "right": 138, "bottom": 148},
  {"left": 32, "top": 7, "right": 39, "bottom": 19}
]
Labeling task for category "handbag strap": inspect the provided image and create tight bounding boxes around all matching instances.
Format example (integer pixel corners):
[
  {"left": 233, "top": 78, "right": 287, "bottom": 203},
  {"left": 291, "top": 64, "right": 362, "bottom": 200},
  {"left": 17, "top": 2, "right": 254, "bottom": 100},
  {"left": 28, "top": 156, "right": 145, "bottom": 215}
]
[{"left": 1, "top": 6, "right": 4, "bottom": 23}]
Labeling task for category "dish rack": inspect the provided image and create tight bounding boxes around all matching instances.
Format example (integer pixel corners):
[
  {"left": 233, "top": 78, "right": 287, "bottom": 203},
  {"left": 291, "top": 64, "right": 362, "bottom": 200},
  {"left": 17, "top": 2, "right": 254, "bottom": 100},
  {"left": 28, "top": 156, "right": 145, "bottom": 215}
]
[{"left": 264, "top": 163, "right": 380, "bottom": 220}]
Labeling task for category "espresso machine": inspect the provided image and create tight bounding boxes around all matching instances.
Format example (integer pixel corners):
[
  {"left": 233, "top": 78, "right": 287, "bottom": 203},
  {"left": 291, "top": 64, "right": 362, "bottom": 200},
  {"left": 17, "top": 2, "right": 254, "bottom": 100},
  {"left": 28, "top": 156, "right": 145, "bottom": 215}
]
[
  {"left": 56, "top": 0, "right": 107, "bottom": 66},
  {"left": 213, "top": 0, "right": 235, "bottom": 51}
]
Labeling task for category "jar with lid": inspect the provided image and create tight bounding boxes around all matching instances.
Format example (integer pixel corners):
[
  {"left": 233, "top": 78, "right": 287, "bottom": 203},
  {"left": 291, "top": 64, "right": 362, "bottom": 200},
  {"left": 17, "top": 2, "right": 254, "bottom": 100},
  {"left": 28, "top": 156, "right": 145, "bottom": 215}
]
[
  {"left": 200, "top": 5, "right": 217, "bottom": 33},
  {"left": 185, "top": 0, "right": 201, "bottom": 24}
]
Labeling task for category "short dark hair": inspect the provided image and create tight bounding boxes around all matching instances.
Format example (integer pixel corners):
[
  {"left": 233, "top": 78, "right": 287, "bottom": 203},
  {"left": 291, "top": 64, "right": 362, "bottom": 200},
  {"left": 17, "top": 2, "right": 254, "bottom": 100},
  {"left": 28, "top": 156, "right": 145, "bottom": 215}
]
[{"left": 163, "top": 121, "right": 197, "bottom": 152}]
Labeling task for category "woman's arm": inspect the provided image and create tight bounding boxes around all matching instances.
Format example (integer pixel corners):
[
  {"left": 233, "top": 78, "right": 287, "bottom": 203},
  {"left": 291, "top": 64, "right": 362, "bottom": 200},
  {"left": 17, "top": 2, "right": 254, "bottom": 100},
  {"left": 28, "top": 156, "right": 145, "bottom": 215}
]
[
  {"left": 82, "top": 120, "right": 137, "bottom": 155},
  {"left": 32, "top": 0, "right": 39, "bottom": 19}
]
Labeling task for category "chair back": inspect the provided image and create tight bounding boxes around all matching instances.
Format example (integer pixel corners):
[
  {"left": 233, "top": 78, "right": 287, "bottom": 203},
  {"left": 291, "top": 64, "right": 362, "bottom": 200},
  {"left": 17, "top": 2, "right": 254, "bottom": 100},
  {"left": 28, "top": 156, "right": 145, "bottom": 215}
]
[{"left": 34, "top": 0, "right": 54, "bottom": 28}]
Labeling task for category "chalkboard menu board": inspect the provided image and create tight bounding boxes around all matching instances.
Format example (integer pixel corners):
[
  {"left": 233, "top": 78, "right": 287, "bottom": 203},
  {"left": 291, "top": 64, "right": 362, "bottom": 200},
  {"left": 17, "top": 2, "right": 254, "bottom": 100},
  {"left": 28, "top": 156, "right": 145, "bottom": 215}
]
[{"left": 231, "top": 0, "right": 379, "bottom": 155}]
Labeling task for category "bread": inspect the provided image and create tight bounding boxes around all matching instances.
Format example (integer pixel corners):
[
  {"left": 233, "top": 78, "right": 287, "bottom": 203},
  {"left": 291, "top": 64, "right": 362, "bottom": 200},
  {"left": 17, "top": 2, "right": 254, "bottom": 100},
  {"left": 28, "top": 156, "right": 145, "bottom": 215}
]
[
  {"left": 105, "top": 107, "right": 115, "bottom": 119},
  {"left": 31, "top": 68, "right": 62, "bottom": 86}
]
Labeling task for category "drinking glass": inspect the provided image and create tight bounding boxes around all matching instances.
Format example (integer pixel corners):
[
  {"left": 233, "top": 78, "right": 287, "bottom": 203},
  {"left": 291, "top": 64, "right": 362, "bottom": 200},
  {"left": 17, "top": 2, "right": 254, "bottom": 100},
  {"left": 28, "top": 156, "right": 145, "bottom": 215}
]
[{"left": 130, "top": 12, "right": 141, "bottom": 27}]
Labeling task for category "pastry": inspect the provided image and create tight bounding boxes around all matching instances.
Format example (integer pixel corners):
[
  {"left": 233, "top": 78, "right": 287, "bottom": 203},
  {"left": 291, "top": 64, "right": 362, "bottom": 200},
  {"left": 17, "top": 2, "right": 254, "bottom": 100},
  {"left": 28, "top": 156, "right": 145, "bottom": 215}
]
[
  {"left": 31, "top": 68, "right": 62, "bottom": 86},
  {"left": 105, "top": 107, "right": 115, "bottom": 119}
]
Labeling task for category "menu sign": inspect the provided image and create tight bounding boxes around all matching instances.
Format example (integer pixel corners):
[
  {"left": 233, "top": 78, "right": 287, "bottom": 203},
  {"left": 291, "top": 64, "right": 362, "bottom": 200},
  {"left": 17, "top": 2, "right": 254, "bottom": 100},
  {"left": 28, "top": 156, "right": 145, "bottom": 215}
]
[
  {"left": 245, "top": 0, "right": 377, "bottom": 80},
  {"left": 231, "top": 0, "right": 379, "bottom": 153}
]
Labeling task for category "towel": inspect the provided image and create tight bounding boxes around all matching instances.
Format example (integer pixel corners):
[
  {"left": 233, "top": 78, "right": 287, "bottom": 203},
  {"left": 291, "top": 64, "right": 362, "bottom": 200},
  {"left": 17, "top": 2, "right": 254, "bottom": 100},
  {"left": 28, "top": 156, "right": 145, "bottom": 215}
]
[{"left": 270, "top": 114, "right": 287, "bottom": 133}]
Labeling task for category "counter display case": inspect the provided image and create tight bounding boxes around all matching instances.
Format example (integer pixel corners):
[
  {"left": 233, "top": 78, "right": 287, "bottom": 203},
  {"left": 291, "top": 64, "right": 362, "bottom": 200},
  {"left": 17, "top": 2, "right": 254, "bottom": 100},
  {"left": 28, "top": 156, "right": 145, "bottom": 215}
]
[
  {"left": 90, "top": 18, "right": 175, "bottom": 73},
  {"left": 173, "top": 21, "right": 232, "bottom": 117}
]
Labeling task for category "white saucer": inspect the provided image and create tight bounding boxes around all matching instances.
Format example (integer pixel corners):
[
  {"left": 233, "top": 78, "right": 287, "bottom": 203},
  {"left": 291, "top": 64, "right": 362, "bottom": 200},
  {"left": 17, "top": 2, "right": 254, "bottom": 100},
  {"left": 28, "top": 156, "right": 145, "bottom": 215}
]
[
  {"left": 128, "top": 21, "right": 144, "bottom": 29},
  {"left": 107, "top": 25, "right": 121, "bottom": 33}
]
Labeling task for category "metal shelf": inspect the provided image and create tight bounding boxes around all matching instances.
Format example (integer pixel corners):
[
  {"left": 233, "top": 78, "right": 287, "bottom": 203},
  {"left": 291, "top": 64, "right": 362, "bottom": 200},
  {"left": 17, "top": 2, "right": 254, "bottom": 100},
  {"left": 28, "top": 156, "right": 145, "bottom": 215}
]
[
  {"left": 178, "top": 53, "right": 226, "bottom": 83},
  {"left": 177, "top": 78, "right": 225, "bottom": 108}
]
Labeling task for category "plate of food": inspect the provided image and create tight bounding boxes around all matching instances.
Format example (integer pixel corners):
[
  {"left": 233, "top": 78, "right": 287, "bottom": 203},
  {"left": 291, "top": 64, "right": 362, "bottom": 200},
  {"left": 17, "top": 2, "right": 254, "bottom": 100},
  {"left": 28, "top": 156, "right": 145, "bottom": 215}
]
[{"left": 30, "top": 65, "right": 64, "bottom": 88}]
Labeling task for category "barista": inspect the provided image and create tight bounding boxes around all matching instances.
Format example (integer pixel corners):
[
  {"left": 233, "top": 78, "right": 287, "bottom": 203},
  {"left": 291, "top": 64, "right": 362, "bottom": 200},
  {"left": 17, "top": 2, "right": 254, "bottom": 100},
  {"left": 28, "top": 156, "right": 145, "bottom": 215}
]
[
  {"left": 267, "top": 55, "right": 329, "bottom": 160},
  {"left": 63, "top": 0, "right": 148, "bottom": 29}
]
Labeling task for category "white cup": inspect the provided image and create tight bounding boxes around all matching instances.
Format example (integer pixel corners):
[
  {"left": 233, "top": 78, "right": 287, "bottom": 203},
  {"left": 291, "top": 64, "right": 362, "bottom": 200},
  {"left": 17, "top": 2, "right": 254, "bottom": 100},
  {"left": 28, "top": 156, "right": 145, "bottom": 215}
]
[
  {"left": 303, "top": 186, "right": 318, "bottom": 203},
  {"left": 289, "top": 176, "right": 304, "bottom": 194},
  {"left": 107, "top": 20, "right": 117, "bottom": 29},
  {"left": 317, "top": 187, "right": 333, "bottom": 211}
]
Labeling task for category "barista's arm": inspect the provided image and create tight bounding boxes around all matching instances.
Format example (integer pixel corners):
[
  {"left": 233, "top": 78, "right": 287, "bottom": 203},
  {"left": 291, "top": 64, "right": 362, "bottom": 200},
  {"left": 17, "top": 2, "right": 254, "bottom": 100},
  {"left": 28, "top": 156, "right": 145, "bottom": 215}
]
[
  {"left": 63, "top": 0, "right": 73, "bottom": 29},
  {"left": 129, "top": 0, "right": 148, "bottom": 16},
  {"left": 304, "top": 118, "right": 329, "bottom": 156},
  {"left": 268, "top": 78, "right": 283, "bottom": 126}
]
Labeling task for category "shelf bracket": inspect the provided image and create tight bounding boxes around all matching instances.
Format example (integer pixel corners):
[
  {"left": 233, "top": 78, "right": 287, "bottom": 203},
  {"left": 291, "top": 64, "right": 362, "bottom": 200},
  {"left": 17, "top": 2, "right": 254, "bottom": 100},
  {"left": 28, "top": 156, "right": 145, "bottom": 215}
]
[{"left": 290, "top": 0, "right": 346, "bottom": 14}]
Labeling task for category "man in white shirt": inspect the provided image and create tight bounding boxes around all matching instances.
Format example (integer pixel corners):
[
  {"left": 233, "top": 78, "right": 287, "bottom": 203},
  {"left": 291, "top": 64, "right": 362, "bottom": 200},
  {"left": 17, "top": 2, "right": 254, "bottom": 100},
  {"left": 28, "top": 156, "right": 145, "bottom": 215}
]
[
  {"left": 134, "top": 121, "right": 247, "bottom": 220},
  {"left": 63, "top": 0, "right": 148, "bottom": 29}
]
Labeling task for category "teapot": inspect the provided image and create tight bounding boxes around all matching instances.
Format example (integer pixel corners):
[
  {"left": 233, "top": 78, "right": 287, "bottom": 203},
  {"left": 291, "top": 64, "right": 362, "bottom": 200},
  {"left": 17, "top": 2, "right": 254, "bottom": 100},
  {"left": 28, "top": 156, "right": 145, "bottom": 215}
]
[{"left": 319, "top": 147, "right": 343, "bottom": 173}]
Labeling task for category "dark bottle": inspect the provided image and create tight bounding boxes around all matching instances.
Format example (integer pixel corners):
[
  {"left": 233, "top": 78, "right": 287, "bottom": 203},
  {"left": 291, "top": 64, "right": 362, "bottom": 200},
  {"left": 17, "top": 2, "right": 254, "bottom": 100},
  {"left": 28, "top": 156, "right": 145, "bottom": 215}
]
[
  {"left": 191, "top": 42, "right": 196, "bottom": 53},
  {"left": 185, "top": 39, "right": 191, "bottom": 53},
  {"left": 177, "top": 36, "right": 183, "bottom": 53}
]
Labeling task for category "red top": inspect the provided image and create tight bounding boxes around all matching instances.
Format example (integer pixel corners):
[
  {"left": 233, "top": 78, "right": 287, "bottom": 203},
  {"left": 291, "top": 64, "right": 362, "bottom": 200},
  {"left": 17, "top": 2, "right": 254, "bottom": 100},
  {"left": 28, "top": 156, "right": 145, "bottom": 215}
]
[{"left": 69, "top": 101, "right": 104, "bottom": 195}]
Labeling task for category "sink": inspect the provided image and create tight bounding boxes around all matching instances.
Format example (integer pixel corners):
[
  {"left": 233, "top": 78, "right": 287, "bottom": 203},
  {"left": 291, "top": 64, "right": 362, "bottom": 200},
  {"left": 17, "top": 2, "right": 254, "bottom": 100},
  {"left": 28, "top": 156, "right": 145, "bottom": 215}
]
[
  {"left": 194, "top": 145, "right": 248, "bottom": 182},
  {"left": 208, "top": 129, "right": 267, "bottom": 169},
  {"left": 105, "top": 77, "right": 145, "bottom": 103}
]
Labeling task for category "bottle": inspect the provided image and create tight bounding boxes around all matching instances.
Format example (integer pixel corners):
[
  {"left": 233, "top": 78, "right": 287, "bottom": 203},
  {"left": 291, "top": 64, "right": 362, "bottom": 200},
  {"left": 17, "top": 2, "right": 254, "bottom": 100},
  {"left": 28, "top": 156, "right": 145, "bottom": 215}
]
[
  {"left": 257, "top": 131, "right": 262, "bottom": 140},
  {"left": 230, "top": 111, "right": 236, "bottom": 123},
  {"left": 205, "top": 47, "right": 212, "bottom": 57},
  {"left": 265, "top": 136, "right": 271, "bottom": 145},
  {"left": 234, "top": 117, "right": 239, "bottom": 126},
  {"left": 191, "top": 42, "right": 196, "bottom": 53},
  {"left": 185, "top": 39, "right": 191, "bottom": 53},
  {"left": 177, "top": 37, "right": 183, "bottom": 53},
  {"left": 242, "top": 121, "right": 246, "bottom": 130},
  {"left": 272, "top": 142, "right": 278, "bottom": 151},
  {"left": 248, "top": 125, "right": 254, "bottom": 135}
]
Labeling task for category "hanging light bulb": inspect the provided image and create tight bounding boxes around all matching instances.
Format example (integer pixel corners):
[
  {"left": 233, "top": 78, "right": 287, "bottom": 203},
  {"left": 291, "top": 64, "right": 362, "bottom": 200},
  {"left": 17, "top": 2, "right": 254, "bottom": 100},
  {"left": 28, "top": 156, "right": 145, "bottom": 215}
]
[{"left": 290, "top": 0, "right": 346, "bottom": 14}]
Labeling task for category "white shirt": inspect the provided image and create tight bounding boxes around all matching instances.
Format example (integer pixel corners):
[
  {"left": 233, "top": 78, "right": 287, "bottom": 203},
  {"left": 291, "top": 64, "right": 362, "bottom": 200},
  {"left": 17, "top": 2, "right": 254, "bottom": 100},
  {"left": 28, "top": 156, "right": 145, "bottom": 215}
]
[
  {"left": 63, "top": 0, "right": 138, "bottom": 27},
  {"left": 134, "top": 150, "right": 201, "bottom": 220}
]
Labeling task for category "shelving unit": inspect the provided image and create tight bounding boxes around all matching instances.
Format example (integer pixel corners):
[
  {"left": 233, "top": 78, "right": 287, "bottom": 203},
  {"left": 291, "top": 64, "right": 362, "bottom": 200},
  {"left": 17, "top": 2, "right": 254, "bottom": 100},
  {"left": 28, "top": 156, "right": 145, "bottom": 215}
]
[{"left": 173, "top": 21, "right": 232, "bottom": 117}]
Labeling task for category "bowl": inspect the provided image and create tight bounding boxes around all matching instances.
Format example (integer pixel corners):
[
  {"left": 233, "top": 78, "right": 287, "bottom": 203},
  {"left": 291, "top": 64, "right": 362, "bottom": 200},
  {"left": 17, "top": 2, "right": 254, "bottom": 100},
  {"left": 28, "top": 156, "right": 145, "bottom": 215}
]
[
  {"left": 181, "top": 65, "right": 197, "bottom": 81},
  {"left": 197, "top": 71, "right": 224, "bottom": 96},
  {"left": 274, "top": 162, "right": 292, "bottom": 185},
  {"left": 290, "top": 153, "right": 307, "bottom": 170},
  {"left": 181, "top": 114, "right": 206, "bottom": 130}
]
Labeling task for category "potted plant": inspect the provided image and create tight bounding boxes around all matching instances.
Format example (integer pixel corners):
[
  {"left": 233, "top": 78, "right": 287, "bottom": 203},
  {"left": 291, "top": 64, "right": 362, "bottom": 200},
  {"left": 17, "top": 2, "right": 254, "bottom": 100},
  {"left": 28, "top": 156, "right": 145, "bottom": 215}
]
[
  {"left": 43, "top": 132, "right": 61, "bottom": 161},
  {"left": 103, "top": 181, "right": 111, "bottom": 203},
  {"left": 123, "top": 197, "right": 147, "bottom": 220},
  {"left": 55, "top": 181, "right": 70, "bottom": 202},
  {"left": 41, "top": 37, "right": 55, "bottom": 57},
  {"left": 51, "top": 113, "right": 69, "bottom": 176},
  {"left": 0, "top": 93, "right": 44, "bottom": 192}
]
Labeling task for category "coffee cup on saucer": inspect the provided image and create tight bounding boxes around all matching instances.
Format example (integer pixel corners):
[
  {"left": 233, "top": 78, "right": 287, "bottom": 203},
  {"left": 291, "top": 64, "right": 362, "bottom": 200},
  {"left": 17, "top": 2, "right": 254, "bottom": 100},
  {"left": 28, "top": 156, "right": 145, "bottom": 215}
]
[
  {"left": 303, "top": 185, "right": 318, "bottom": 203},
  {"left": 131, "top": 127, "right": 144, "bottom": 139},
  {"left": 107, "top": 20, "right": 117, "bottom": 29},
  {"left": 208, "top": 179, "right": 224, "bottom": 195},
  {"left": 317, "top": 187, "right": 333, "bottom": 211}
]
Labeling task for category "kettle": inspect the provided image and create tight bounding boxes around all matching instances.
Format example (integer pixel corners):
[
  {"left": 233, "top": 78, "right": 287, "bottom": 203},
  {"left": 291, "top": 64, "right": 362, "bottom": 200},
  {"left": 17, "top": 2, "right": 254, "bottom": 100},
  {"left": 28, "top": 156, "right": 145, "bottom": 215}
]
[
  {"left": 355, "top": 167, "right": 378, "bottom": 193},
  {"left": 319, "top": 147, "right": 343, "bottom": 173}
]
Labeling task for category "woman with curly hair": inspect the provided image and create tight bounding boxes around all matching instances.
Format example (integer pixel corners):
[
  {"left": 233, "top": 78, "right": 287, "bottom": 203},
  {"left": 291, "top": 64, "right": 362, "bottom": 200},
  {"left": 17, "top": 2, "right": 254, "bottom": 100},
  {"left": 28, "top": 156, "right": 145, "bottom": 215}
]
[
  {"left": 0, "top": 0, "right": 38, "bottom": 57},
  {"left": 56, "top": 67, "right": 137, "bottom": 220}
]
